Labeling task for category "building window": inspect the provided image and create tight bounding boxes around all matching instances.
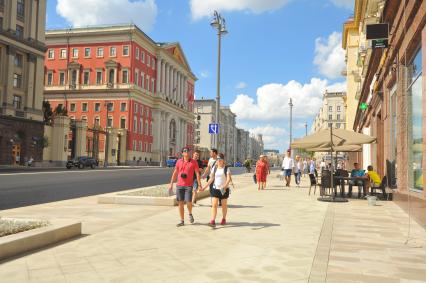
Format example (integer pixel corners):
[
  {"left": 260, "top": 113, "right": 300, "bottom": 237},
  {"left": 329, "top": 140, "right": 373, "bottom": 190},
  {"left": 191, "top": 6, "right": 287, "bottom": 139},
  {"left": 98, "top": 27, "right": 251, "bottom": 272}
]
[
  {"left": 139, "top": 118, "right": 143, "bottom": 134},
  {"left": 83, "top": 71, "right": 90, "bottom": 85},
  {"left": 151, "top": 79, "right": 155, "bottom": 93},
  {"left": 0, "top": 17, "right": 3, "bottom": 30},
  {"left": 107, "top": 116, "right": 113, "bottom": 128},
  {"left": 109, "top": 46, "right": 116, "bottom": 57},
  {"left": 60, "top": 49, "right": 67, "bottom": 59},
  {"left": 120, "top": 117, "right": 126, "bottom": 129},
  {"left": 14, "top": 53, "right": 23, "bottom": 68},
  {"left": 133, "top": 116, "right": 137, "bottom": 133},
  {"left": 59, "top": 72, "right": 65, "bottom": 85},
  {"left": 70, "top": 103, "right": 76, "bottom": 112},
  {"left": 134, "top": 71, "right": 139, "bottom": 86},
  {"left": 95, "top": 103, "right": 100, "bottom": 112},
  {"left": 139, "top": 141, "right": 143, "bottom": 152},
  {"left": 141, "top": 51, "right": 145, "bottom": 63},
  {"left": 72, "top": 48, "right": 78, "bottom": 58},
  {"left": 108, "top": 69, "right": 115, "bottom": 84},
  {"left": 97, "top": 47, "right": 104, "bottom": 58},
  {"left": 122, "top": 69, "right": 128, "bottom": 84},
  {"left": 13, "top": 73, "right": 22, "bottom": 88},
  {"left": 144, "top": 121, "right": 148, "bottom": 135},
  {"left": 337, "top": 114, "right": 340, "bottom": 121},
  {"left": 147, "top": 55, "right": 150, "bottom": 66},
  {"left": 17, "top": 0, "right": 24, "bottom": 18},
  {"left": 70, "top": 70, "right": 77, "bottom": 86},
  {"left": 328, "top": 123, "right": 332, "bottom": 128},
  {"left": 134, "top": 103, "right": 138, "bottom": 113},
  {"left": 84, "top": 47, "right": 91, "bottom": 58},
  {"left": 146, "top": 75, "right": 150, "bottom": 91},
  {"left": 120, "top": 102, "right": 126, "bottom": 111},
  {"left": 107, "top": 102, "right": 113, "bottom": 112},
  {"left": 13, "top": 95, "right": 21, "bottom": 109},
  {"left": 82, "top": 103, "right": 88, "bottom": 112},
  {"left": 328, "top": 106, "right": 332, "bottom": 112},
  {"left": 141, "top": 73, "right": 145, "bottom": 89},
  {"left": 48, "top": 49, "right": 54, "bottom": 59},
  {"left": 94, "top": 117, "right": 100, "bottom": 127},
  {"left": 135, "top": 48, "right": 139, "bottom": 59},
  {"left": 96, "top": 71, "right": 103, "bottom": 84},
  {"left": 149, "top": 122, "right": 152, "bottom": 135},
  {"left": 328, "top": 114, "right": 332, "bottom": 121},
  {"left": 408, "top": 47, "right": 423, "bottom": 191},
  {"left": 336, "top": 123, "right": 340, "bottom": 129},
  {"left": 123, "top": 46, "right": 129, "bottom": 56},
  {"left": 337, "top": 106, "right": 341, "bottom": 112},
  {"left": 16, "top": 25, "right": 24, "bottom": 39},
  {"left": 82, "top": 116, "right": 87, "bottom": 123},
  {"left": 152, "top": 58, "right": 155, "bottom": 69},
  {"left": 47, "top": 72, "right": 53, "bottom": 86}
]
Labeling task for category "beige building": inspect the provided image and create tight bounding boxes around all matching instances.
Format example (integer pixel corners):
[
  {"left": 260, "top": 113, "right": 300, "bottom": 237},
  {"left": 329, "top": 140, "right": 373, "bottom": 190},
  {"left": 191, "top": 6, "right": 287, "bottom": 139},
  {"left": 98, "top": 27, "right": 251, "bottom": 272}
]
[
  {"left": 312, "top": 91, "right": 347, "bottom": 133},
  {"left": 0, "top": 0, "right": 47, "bottom": 165},
  {"left": 236, "top": 128, "right": 249, "bottom": 162}
]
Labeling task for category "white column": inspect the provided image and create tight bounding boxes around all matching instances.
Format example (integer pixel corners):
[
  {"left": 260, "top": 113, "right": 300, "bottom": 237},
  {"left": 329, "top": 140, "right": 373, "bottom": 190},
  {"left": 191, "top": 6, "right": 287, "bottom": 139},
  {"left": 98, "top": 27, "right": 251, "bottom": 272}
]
[
  {"left": 183, "top": 77, "right": 188, "bottom": 108},
  {"left": 180, "top": 74, "right": 184, "bottom": 106},
  {"left": 177, "top": 72, "right": 181, "bottom": 105},
  {"left": 161, "top": 61, "right": 166, "bottom": 95},
  {"left": 156, "top": 58, "right": 162, "bottom": 96},
  {"left": 172, "top": 68, "right": 176, "bottom": 102},
  {"left": 168, "top": 66, "right": 173, "bottom": 99},
  {"left": 165, "top": 64, "right": 169, "bottom": 98}
]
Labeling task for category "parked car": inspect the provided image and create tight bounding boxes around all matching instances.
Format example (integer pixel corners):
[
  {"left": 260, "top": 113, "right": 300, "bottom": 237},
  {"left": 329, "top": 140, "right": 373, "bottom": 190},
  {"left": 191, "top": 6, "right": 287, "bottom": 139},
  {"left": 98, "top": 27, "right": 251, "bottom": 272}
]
[
  {"left": 166, "top": 156, "right": 178, "bottom": 167},
  {"left": 234, "top": 161, "right": 242, "bottom": 167},
  {"left": 66, "top": 156, "right": 98, "bottom": 169}
]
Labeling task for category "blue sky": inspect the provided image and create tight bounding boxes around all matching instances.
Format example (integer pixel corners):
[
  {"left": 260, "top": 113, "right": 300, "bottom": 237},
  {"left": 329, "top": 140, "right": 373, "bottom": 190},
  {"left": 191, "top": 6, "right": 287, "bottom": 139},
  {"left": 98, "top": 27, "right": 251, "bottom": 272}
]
[{"left": 46, "top": 0, "right": 354, "bottom": 151}]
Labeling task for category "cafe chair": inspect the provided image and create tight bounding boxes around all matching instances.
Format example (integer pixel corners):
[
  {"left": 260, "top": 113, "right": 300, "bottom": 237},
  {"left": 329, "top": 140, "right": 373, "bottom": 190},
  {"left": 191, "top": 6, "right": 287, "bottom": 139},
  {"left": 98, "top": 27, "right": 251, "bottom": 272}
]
[
  {"left": 308, "top": 173, "right": 320, "bottom": 195},
  {"left": 371, "top": 176, "right": 392, "bottom": 200}
]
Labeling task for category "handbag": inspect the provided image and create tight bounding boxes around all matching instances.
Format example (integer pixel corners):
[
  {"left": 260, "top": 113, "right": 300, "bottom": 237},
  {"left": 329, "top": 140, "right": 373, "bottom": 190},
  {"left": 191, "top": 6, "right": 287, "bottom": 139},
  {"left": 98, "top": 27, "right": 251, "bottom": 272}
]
[{"left": 253, "top": 174, "right": 257, "bottom": 184}]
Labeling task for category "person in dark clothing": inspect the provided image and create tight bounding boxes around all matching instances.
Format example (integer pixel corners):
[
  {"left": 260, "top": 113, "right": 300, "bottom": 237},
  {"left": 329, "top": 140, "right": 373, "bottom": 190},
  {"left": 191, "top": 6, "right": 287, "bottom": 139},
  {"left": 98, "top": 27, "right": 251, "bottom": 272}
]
[{"left": 192, "top": 150, "right": 204, "bottom": 205}]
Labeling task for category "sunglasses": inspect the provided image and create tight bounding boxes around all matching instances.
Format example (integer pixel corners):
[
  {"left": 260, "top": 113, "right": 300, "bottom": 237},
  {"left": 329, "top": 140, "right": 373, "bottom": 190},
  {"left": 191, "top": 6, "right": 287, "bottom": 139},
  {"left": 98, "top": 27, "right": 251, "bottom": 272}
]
[{"left": 182, "top": 149, "right": 189, "bottom": 153}]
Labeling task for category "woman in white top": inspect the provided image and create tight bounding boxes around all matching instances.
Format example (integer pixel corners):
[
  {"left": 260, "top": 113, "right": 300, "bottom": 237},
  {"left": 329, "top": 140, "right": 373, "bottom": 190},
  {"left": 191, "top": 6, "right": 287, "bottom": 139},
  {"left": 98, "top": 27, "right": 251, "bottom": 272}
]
[{"left": 202, "top": 153, "right": 231, "bottom": 227}]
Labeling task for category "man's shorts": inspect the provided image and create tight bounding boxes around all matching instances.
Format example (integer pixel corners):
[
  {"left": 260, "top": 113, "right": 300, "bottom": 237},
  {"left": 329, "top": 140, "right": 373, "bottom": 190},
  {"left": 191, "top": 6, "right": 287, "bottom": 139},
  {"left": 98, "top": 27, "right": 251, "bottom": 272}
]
[
  {"left": 284, "top": 169, "right": 292, "bottom": 177},
  {"left": 193, "top": 179, "right": 199, "bottom": 192},
  {"left": 176, "top": 186, "right": 193, "bottom": 202}
]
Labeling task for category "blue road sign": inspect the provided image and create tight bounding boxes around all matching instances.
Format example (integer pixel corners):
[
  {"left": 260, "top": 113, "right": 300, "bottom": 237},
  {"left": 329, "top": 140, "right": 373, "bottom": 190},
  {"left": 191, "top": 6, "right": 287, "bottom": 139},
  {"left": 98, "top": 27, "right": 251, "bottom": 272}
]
[{"left": 209, "top": 123, "right": 219, "bottom": 134}]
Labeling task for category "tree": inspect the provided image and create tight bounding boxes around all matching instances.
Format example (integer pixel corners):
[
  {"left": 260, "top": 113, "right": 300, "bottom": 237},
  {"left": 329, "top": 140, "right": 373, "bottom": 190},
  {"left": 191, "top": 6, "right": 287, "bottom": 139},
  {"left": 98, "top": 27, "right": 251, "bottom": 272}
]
[{"left": 42, "top": 101, "right": 54, "bottom": 125}]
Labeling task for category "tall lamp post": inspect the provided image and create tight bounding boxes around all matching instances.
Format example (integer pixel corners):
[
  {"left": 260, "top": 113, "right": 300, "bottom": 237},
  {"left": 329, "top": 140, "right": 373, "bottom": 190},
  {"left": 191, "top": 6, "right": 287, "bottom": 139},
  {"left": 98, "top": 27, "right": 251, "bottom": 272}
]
[
  {"left": 104, "top": 101, "right": 110, "bottom": 167},
  {"left": 288, "top": 98, "right": 293, "bottom": 149},
  {"left": 210, "top": 10, "right": 228, "bottom": 149},
  {"left": 304, "top": 121, "right": 308, "bottom": 136}
]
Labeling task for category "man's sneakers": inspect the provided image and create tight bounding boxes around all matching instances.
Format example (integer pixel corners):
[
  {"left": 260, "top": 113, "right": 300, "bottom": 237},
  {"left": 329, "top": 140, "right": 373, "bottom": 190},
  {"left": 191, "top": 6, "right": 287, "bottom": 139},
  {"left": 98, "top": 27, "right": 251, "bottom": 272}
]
[
  {"left": 220, "top": 218, "right": 226, "bottom": 225},
  {"left": 189, "top": 214, "right": 194, "bottom": 224},
  {"left": 208, "top": 220, "right": 216, "bottom": 227},
  {"left": 176, "top": 220, "right": 184, "bottom": 227}
]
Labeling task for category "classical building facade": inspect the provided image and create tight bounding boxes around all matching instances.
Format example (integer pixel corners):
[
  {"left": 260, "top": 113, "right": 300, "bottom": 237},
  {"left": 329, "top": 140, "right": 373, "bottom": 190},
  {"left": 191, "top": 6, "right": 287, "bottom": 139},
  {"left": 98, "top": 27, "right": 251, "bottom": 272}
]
[
  {"left": 44, "top": 25, "right": 196, "bottom": 165},
  {"left": 236, "top": 128, "right": 249, "bottom": 162},
  {"left": 311, "top": 91, "right": 347, "bottom": 133},
  {"left": 346, "top": 0, "right": 426, "bottom": 226},
  {"left": 0, "top": 0, "right": 47, "bottom": 165}
]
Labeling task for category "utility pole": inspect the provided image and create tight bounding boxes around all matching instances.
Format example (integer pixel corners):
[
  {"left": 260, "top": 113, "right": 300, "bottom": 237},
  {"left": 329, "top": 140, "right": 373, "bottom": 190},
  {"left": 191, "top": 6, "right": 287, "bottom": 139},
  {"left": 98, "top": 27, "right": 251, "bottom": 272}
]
[
  {"left": 104, "top": 101, "right": 109, "bottom": 167},
  {"left": 305, "top": 121, "right": 308, "bottom": 136},
  {"left": 289, "top": 98, "right": 293, "bottom": 149}
]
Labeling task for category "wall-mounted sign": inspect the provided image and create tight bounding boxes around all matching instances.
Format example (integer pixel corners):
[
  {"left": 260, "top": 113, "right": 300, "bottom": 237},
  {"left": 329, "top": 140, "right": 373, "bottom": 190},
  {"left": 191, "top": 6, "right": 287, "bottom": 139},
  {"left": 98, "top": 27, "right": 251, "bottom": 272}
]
[
  {"left": 366, "top": 23, "right": 389, "bottom": 40},
  {"left": 359, "top": 102, "right": 369, "bottom": 110},
  {"left": 372, "top": 39, "right": 388, "bottom": 48}
]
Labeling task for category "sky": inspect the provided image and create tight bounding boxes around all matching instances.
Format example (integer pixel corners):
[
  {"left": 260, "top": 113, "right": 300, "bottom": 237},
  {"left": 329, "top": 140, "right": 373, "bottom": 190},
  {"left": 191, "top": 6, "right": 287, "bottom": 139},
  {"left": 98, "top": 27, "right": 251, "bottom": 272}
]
[{"left": 46, "top": 0, "right": 354, "bottom": 152}]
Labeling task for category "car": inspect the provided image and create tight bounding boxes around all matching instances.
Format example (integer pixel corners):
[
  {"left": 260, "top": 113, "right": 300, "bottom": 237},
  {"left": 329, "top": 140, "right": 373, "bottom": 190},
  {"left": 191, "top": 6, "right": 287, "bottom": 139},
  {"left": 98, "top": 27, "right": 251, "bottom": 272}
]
[
  {"left": 234, "top": 161, "right": 242, "bottom": 167},
  {"left": 66, "top": 156, "right": 98, "bottom": 169},
  {"left": 166, "top": 156, "right": 178, "bottom": 167}
]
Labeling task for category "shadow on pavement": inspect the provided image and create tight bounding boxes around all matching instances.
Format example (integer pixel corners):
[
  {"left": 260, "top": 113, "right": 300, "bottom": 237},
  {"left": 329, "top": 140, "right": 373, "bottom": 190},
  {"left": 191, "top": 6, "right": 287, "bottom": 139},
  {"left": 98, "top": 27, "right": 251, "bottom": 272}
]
[
  {"left": 192, "top": 222, "right": 280, "bottom": 230},
  {"left": 227, "top": 204, "right": 263, "bottom": 209}
]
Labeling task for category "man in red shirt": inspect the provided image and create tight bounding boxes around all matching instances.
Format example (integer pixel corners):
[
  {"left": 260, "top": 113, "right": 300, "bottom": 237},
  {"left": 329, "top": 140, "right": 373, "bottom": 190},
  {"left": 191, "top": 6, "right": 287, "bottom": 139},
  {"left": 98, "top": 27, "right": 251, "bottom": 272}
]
[{"left": 169, "top": 147, "right": 202, "bottom": 227}]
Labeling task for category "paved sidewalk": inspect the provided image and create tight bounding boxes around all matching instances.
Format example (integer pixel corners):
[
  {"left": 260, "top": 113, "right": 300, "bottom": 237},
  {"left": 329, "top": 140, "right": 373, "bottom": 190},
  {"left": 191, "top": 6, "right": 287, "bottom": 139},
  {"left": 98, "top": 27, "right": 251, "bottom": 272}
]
[{"left": 1, "top": 173, "right": 426, "bottom": 282}]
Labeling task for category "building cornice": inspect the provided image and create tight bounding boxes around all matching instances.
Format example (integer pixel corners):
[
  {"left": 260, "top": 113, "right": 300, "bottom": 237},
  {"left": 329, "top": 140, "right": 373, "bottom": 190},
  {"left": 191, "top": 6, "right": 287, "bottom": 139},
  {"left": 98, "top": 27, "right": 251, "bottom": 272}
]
[{"left": 342, "top": 0, "right": 364, "bottom": 49}]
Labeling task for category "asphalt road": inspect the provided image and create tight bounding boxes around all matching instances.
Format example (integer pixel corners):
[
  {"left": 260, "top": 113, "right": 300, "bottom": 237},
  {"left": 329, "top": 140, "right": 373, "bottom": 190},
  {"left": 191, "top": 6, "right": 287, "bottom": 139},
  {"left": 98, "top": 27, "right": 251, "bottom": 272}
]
[{"left": 0, "top": 167, "right": 246, "bottom": 210}]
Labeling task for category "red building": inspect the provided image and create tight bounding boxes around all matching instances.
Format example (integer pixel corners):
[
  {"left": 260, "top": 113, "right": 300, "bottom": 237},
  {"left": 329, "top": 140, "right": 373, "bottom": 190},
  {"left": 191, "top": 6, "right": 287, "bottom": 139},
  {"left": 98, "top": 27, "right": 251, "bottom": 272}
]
[{"left": 44, "top": 25, "right": 196, "bottom": 165}]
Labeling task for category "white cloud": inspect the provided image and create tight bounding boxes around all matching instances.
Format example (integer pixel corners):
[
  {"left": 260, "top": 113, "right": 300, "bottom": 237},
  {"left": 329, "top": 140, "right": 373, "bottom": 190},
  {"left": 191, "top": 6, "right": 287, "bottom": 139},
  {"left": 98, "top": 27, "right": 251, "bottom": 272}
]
[
  {"left": 249, "top": 125, "right": 287, "bottom": 149},
  {"left": 313, "top": 31, "right": 346, "bottom": 79},
  {"left": 235, "top": 82, "right": 247, "bottom": 89},
  {"left": 230, "top": 78, "right": 346, "bottom": 121},
  {"left": 189, "top": 0, "right": 292, "bottom": 20},
  {"left": 56, "top": 0, "right": 157, "bottom": 31},
  {"left": 200, "top": 70, "right": 209, "bottom": 78},
  {"left": 330, "top": 0, "right": 354, "bottom": 9}
]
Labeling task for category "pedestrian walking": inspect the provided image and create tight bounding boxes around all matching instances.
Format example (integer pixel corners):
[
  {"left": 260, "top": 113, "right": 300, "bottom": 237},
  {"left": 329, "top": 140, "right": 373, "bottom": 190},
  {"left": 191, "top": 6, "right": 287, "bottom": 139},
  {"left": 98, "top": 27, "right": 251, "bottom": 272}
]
[
  {"left": 169, "top": 147, "right": 202, "bottom": 227},
  {"left": 294, "top": 155, "right": 302, "bottom": 187},
  {"left": 302, "top": 158, "right": 308, "bottom": 177},
  {"left": 282, "top": 149, "right": 294, "bottom": 187},
  {"left": 192, "top": 150, "right": 204, "bottom": 205},
  {"left": 320, "top": 159, "right": 326, "bottom": 172},
  {"left": 202, "top": 153, "right": 231, "bottom": 227},
  {"left": 202, "top": 148, "right": 220, "bottom": 206},
  {"left": 255, "top": 155, "right": 269, "bottom": 190}
]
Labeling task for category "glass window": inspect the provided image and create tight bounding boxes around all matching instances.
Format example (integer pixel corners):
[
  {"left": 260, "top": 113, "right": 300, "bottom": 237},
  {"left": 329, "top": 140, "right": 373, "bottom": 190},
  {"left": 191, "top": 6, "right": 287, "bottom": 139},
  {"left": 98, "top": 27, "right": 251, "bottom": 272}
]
[
  {"left": 337, "top": 114, "right": 340, "bottom": 121},
  {"left": 123, "top": 46, "right": 129, "bottom": 56},
  {"left": 60, "top": 49, "right": 67, "bottom": 59},
  {"left": 328, "top": 114, "right": 332, "bottom": 121},
  {"left": 70, "top": 103, "right": 76, "bottom": 112},
  {"left": 107, "top": 116, "right": 113, "bottom": 128},
  {"left": 337, "top": 106, "right": 341, "bottom": 112},
  {"left": 72, "top": 48, "right": 78, "bottom": 58},
  {"left": 97, "top": 47, "right": 104, "bottom": 57},
  {"left": 141, "top": 73, "right": 145, "bottom": 88},
  {"left": 408, "top": 48, "right": 423, "bottom": 191},
  {"left": 151, "top": 79, "right": 155, "bottom": 93},
  {"left": 134, "top": 71, "right": 138, "bottom": 86},
  {"left": 83, "top": 71, "right": 90, "bottom": 85},
  {"left": 59, "top": 72, "right": 65, "bottom": 85},
  {"left": 107, "top": 102, "right": 113, "bottom": 112},
  {"left": 48, "top": 49, "right": 54, "bottom": 59},
  {"left": 135, "top": 48, "right": 139, "bottom": 59},
  {"left": 82, "top": 103, "right": 88, "bottom": 112},
  {"left": 122, "top": 69, "right": 128, "bottom": 84},
  {"left": 84, "top": 47, "right": 91, "bottom": 57},
  {"left": 47, "top": 72, "right": 53, "bottom": 86},
  {"left": 147, "top": 55, "right": 150, "bottom": 66},
  {"left": 328, "top": 106, "right": 332, "bottom": 112},
  {"left": 0, "top": 17, "right": 3, "bottom": 30},
  {"left": 95, "top": 103, "right": 100, "bottom": 112},
  {"left": 134, "top": 103, "right": 138, "bottom": 113},
  {"left": 141, "top": 52, "right": 145, "bottom": 63},
  {"left": 16, "top": 25, "right": 24, "bottom": 38},
  {"left": 94, "top": 117, "right": 100, "bottom": 127},
  {"left": 133, "top": 116, "right": 137, "bottom": 133},
  {"left": 120, "top": 117, "right": 126, "bottom": 129},
  {"left": 13, "top": 95, "right": 21, "bottom": 109},
  {"left": 96, "top": 71, "right": 102, "bottom": 84},
  {"left": 139, "top": 118, "right": 143, "bottom": 133},
  {"left": 120, "top": 102, "right": 126, "bottom": 111},
  {"left": 13, "top": 73, "right": 22, "bottom": 88},
  {"left": 17, "top": 0, "right": 24, "bottom": 17},
  {"left": 152, "top": 58, "right": 155, "bottom": 69},
  {"left": 110, "top": 46, "right": 116, "bottom": 57}
]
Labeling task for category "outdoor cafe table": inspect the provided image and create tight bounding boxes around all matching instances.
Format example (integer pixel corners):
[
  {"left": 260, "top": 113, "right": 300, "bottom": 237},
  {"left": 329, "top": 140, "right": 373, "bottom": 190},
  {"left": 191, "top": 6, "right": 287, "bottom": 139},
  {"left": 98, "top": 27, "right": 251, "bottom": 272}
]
[{"left": 334, "top": 176, "right": 367, "bottom": 198}]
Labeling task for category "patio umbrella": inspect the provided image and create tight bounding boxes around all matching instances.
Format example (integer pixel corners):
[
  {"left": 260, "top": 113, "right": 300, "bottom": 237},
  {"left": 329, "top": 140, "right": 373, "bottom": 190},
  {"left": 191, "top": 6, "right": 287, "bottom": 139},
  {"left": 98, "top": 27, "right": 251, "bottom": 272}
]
[{"left": 305, "top": 144, "right": 362, "bottom": 152}]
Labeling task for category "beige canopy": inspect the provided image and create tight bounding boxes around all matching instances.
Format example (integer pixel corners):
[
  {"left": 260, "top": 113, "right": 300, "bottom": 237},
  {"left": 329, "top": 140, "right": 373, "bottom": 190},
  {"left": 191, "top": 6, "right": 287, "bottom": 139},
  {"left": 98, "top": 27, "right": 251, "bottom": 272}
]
[
  {"left": 291, "top": 128, "right": 376, "bottom": 150},
  {"left": 305, "top": 144, "right": 362, "bottom": 152}
]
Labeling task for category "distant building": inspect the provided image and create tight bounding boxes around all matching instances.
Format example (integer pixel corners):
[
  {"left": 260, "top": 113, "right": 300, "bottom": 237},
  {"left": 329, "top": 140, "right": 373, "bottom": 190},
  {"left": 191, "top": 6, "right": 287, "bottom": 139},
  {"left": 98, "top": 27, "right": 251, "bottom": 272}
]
[
  {"left": 312, "top": 91, "right": 347, "bottom": 133},
  {"left": 264, "top": 149, "right": 279, "bottom": 154}
]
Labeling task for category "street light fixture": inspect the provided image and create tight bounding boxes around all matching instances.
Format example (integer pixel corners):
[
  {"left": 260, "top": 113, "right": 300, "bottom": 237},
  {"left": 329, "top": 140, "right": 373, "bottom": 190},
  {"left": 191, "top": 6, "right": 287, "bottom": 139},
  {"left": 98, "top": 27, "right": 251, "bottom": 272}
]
[
  {"left": 210, "top": 10, "right": 228, "bottom": 149},
  {"left": 288, "top": 98, "right": 293, "bottom": 149}
]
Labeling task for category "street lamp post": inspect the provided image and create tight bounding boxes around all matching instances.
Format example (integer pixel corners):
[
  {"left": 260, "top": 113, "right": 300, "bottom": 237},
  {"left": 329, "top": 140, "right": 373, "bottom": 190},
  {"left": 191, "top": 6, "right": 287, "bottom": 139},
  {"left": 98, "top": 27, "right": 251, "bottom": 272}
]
[
  {"left": 210, "top": 10, "right": 228, "bottom": 149},
  {"left": 304, "top": 121, "right": 308, "bottom": 136},
  {"left": 104, "top": 101, "right": 110, "bottom": 168},
  {"left": 288, "top": 98, "right": 293, "bottom": 148}
]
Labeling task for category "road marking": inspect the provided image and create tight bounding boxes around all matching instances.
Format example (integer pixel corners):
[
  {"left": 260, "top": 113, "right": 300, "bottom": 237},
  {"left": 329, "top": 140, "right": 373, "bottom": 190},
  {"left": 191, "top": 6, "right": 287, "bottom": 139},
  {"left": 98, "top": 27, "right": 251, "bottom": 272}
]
[{"left": 0, "top": 167, "right": 166, "bottom": 176}]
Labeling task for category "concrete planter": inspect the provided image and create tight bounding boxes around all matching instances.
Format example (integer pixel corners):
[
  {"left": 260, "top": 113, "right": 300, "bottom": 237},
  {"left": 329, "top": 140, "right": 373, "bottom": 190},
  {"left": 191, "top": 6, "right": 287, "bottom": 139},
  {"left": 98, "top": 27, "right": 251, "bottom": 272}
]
[
  {"left": 0, "top": 220, "right": 81, "bottom": 261},
  {"left": 98, "top": 186, "right": 211, "bottom": 206}
]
